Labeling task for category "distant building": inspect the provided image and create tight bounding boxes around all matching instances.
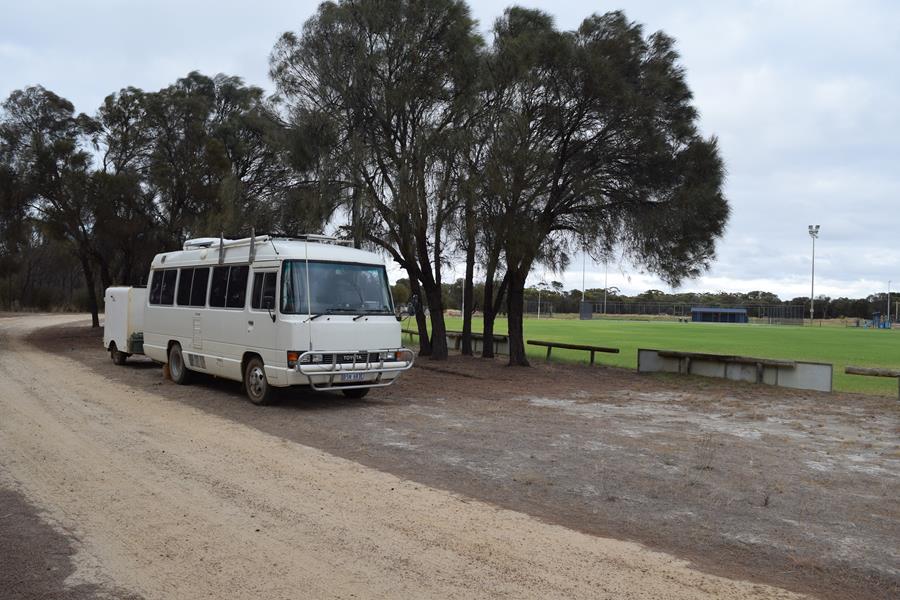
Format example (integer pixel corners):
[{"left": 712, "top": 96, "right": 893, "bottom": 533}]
[{"left": 691, "top": 307, "right": 748, "bottom": 324}]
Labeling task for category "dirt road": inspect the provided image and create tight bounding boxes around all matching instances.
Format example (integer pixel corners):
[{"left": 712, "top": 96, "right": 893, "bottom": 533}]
[{"left": 0, "top": 314, "right": 813, "bottom": 599}]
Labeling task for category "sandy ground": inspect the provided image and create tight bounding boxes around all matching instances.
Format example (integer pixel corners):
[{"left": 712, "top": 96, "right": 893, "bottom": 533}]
[{"left": 0, "top": 313, "right": 818, "bottom": 600}]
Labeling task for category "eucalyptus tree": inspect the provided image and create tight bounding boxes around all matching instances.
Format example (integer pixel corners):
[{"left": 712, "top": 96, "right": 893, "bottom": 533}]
[
  {"left": 483, "top": 9, "right": 729, "bottom": 365},
  {"left": 0, "top": 86, "right": 104, "bottom": 325},
  {"left": 82, "top": 87, "right": 160, "bottom": 287},
  {"left": 0, "top": 165, "right": 27, "bottom": 307},
  {"left": 136, "top": 72, "right": 289, "bottom": 244},
  {"left": 270, "top": 0, "right": 483, "bottom": 359}
]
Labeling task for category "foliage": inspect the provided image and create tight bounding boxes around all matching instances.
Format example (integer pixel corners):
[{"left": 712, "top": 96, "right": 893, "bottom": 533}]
[
  {"left": 475, "top": 8, "right": 729, "bottom": 364},
  {"left": 0, "top": 74, "right": 315, "bottom": 322},
  {"left": 270, "top": 0, "right": 484, "bottom": 359}
]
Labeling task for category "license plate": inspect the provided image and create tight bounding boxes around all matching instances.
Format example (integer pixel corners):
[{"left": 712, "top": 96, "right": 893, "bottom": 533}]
[{"left": 341, "top": 372, "right": 367, "bottom": 383}]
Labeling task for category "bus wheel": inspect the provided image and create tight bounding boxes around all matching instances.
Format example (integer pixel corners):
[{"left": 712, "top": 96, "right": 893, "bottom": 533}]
[
  {"left": 168, "top": 343, "right": 192, "bottom": 385},
  {"left": 244, "top": 357, "right": 274, "bottom": 405},
  {"left": 110, "top": 343, "right": 127, "bottom": 366},
  {"left": 342, "top": 388, "right": 369, "bottom": 399}
]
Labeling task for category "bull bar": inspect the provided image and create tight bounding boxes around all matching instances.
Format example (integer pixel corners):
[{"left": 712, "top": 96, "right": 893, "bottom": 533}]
[{"left": 296, "top": 348, "right": 415, "bottom": 390}]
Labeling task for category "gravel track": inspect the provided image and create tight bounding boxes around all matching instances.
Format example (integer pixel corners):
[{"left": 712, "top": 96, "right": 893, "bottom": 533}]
[{"left": 0, "top": 314, "right": 808, "bottom": 599}]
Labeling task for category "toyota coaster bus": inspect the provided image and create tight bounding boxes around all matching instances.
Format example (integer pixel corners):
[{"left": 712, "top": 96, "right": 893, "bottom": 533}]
[{"left": 104, "top": 234, "right": 415, "bottom": 405}]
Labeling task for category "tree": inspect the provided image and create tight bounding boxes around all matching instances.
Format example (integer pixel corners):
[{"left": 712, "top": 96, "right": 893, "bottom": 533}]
[
  {"left": 482, "top": 9, "right": 728, "bottom": 365},
  {"left": 0, "top": 86, "right": 106, "bottom": 326},
  {"left": 0, "top": 165, "right": 28, "bottom": 308},
  {"left": 270, "top": 0, "right": 483, "bottom": 360}
]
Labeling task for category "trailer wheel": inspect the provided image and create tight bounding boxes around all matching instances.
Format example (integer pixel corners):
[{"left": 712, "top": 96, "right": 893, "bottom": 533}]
[
  {"left": 109, "top": 342, "right": 127, "bottom": 366},
  {"left": 244, "top": 357, "right": 274, "bottom": 405},
  {"left": 168, "top": 343, "right": 192, "bottom": 385},
  {"left": 342, "top": 388, "right": 369, "bottom": 399}
]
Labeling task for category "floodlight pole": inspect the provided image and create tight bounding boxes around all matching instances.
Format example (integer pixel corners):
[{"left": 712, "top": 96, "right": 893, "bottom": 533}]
[
  {"left": 537, "top": 281, "right": 542, "bottom": 320},
  {"left": 581, "top": 251, "right": 586, "bottom": 303},
  {"left": 808, "top": 225, "right": 820, "bottom": 325},
  {"left": 603, "top": 261, "right": 609, "bottom": 315},
  {"left": 888, "top": 280, "right": 892, "bottom": 322}
]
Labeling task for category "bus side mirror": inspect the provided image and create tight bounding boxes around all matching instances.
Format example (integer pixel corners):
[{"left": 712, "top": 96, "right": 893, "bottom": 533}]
[{"left": 396, "top": 295, "right": 419, "bottom": 321}]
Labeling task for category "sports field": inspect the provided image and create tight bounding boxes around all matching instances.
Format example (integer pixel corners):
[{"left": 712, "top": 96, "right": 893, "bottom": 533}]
[{"left": 436, "top": 316, "right": 900, "bottom": 396}]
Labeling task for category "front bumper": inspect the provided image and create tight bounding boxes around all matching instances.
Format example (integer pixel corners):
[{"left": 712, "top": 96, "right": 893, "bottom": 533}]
[{"left": 294, "top": 348, "right": 415, "bottom": 390}]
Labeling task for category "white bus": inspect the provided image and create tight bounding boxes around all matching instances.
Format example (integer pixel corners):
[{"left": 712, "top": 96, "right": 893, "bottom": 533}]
[{"left": 109, "top": 234, "right": 414, "bottom": 405}]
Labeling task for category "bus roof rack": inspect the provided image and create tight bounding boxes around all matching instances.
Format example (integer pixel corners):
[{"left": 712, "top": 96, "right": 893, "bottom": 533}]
[
  {"left": 184, "top": 233, "right": 353, "bottom": 253},
  {"left": 278, "top": 234, "right": 354, "bottom": 246}
]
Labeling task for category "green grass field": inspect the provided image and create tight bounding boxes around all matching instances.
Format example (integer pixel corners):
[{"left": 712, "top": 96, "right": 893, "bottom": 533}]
[{"left": 430, "top": 316, "right": 900, "bottom": 396}]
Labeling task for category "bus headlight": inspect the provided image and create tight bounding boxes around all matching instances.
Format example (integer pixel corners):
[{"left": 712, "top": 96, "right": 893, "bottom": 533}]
[
  {"left": 379, "top": 351, "right": 397, "bottom": 361},
  {"left": 289, "top": 351, "right": 320, "bottom": 368}
]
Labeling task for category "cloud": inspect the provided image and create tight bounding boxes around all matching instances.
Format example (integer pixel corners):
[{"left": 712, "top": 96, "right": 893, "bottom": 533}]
[{"left": 1, "top": 0, "right": 897, "bottom": 300}]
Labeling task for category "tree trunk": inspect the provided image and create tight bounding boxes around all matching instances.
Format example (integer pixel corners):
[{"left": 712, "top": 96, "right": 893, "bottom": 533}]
[
  {"left": 460, "top": 187, "right": 476, "bottom": 355},
  {"left": 408, "top": 274, "right": 432, "bottom": 356},
  {"left": 425, "top": 283, "right": 449, "bottom": 360},
  {"left": 351, "top": 185, "right": 362, "bottom": 249},
  {"left": 97, "top": 253, "right": 112, "bottom": 294},
  {"left": 461, "top": 230, "right": 476, "bottom": 356},
  {"left": 506, "top": 268, "right": 529, "bottom": 366},
  {"left": 482, "top": 280, "right": 496, "bottom": 359},
  {"left": 78, "top": 252, "right": 100, "bottom": 328}
]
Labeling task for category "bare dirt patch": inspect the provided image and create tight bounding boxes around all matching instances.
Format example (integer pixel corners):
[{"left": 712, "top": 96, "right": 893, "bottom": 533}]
[
  {"left": 30, "top": 320, "right": 900, "bottom": 600},
  {"left": 0, "top": 485, "right": 143, "bottom": 600}
]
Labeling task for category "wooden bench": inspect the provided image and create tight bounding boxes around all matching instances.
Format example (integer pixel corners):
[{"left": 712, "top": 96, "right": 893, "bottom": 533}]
[
  {"left": 403, "top": 329, "right": 511, "bottom": 354},
  {"left": 656, "top": 350, "right": 795, "bottom": 384},
  {"left": 845, "top": 366, "right": 900, "bottom": 399},
  {"left": 527, "top": 340, "right": 619, "bottom": 365},
  {"left": 445, "top": 330, "right": 509, "bottom": 347}
]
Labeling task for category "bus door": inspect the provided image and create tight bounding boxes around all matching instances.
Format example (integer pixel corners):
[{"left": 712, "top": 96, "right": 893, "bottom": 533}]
[{"left": 247, "top": 268, "right": 280, "bottom": 371}]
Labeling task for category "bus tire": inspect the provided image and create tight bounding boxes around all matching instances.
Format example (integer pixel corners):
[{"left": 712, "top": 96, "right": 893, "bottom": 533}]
[
  {"left": 342, "top": 388, "right": 369, "bottom": 399},
  {"left": 110, "top": 342, "right": 127, "bottom": 366},
  {"left": 244, "top": 356, "right": 274, "bottom": 405},
  {"left": 168, "top": 343, "right": 192, "bottom": 385}
]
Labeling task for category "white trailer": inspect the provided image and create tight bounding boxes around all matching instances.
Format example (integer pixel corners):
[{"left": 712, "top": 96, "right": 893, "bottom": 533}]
[
  {"left": 103, "top": 286, "right": 146, "bottom": 364},
  {"left": 103, "top": 234, "right": 415, "bottom": 404}
]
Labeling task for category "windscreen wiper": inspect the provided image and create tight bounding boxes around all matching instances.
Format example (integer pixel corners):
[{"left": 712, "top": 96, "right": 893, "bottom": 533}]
[
  {"left": 353, "top": 308, "right": 392, "bottom": 321},
  {"left": 306, "top": 313, "right": 326, "bottom": 321}
]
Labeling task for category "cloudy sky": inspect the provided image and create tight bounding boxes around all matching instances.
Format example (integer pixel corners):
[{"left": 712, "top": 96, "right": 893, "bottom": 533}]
[{"left": 2, "top": 1, "right": 898, "bottom": 299}]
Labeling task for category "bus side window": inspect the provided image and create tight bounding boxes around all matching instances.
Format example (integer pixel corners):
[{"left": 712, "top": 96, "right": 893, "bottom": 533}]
[
  {"left": 149, "top": 271, "right": 162, "bottom": 304},
  {"left": 251, "top": 272, "right": 264, "bottom": 309},
  {"left": 226, "top": 266, "right": 249, "bottom": 309},
  {"left": 251, "top": 272, "right": 277, "bottom": 310},
  {"left": 160, "top": 269, "right": 177, "bottom": 305},
  {"left": 190, "top": 268, "right": 210, "bottom": 306},
  {"left": 177, "top": 268, "right": 194, "bottom": 306},
  {"left": 262, "top": 272, "right": 276, "bottom": 308},
  {"left": 209, "top": 267, "right": 229, "bottom": 308}
]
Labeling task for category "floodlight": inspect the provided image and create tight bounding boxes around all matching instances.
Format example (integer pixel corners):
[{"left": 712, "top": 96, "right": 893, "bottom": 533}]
[{"left": 807, "top": 225, "right": 820, "bottom": 322}]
